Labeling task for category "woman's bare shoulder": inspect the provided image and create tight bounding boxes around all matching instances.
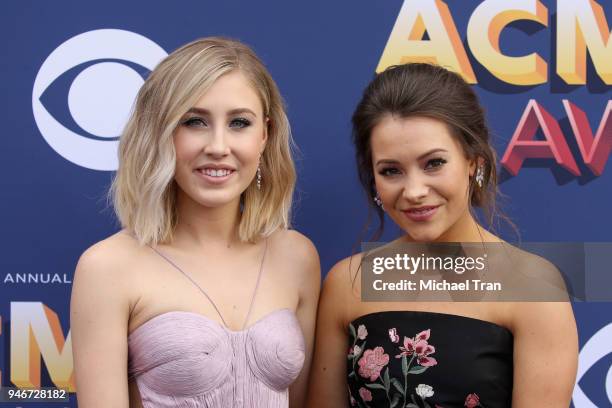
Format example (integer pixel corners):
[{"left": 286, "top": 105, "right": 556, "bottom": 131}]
[
  {"left": 74, "top": 230, "right": 146, "bottom": 287},
  {"left": 269, "top": 228, "right": 318, "bottom": 258},
  {"left": 323, "top": 252, "right": 365, "bottom": 297},
  {"left": 81, "top": 229, "right": 139, "bottom": 257},
  {"left": 71, "top": 231, "right": 148, "bottom": 328},
  {"left": 500, "top": 242, "right": 568, "bottom": 291},
  {"left": 268, "top": 228, "right": 320, "bottom": 280}
]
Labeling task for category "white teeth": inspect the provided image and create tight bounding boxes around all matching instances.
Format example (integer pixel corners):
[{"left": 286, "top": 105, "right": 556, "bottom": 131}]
[
  {"left": 411, "top": 207, "right": 433, "bottom": 213},
  {"left": 201, "top": 168, "right": 231, "bottom": 177}
]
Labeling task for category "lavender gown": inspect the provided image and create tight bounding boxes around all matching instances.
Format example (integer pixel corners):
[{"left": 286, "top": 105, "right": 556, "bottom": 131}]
[{"left": 127, "top": 242, "right": 305, "bottom": 407}]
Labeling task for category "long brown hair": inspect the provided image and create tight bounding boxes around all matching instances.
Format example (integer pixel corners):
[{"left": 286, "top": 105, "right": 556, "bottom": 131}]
[{"left": 351, "top": 63, "right": 514, "bottom": 240}]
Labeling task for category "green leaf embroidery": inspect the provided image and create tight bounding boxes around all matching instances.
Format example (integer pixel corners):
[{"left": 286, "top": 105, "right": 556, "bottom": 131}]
[
  {"left": 407, "top": 365, "right": 428, "bottom": 375},
  {"left": 401, "top": 355, "right": 408, "bottom": 376},
  {"left": 365, "top": 383, "right": 386, "bottom": 390},
  {"left": 390, "top": 393, "right": 401, "bottom": 408},
  {"left": 383, "top": 367, "right": 390, "bottom": 390},
  {"left": 391, "top": 378, "right": 404, "bottom": 395},
  {"left": 349, "top": 323, "right": 356, "bottom": 341},
  {"left": 355, "top": 341, "right": 366, "bottom": 360}
]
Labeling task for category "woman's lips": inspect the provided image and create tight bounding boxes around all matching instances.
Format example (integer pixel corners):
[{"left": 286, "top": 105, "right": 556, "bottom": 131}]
[
  {"left": 194, "top": 168, "right": 235, "bottom": 185},
  {"left": 402, "top": 205, "right": 440, "bottom": 222}
]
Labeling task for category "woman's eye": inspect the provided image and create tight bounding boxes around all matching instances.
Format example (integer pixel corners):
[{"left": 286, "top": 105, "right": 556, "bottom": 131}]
[
  {"left": 379, "top": 167, "right": 400, "bottom": 176},
  {"left": 230, "top": 118, "right": 251, "bottom": 129},
  {"left": 425, "top": 158, "right": 447, "bottom": 170},
  {"left": 182, "top": 117, "right": 207, "bottom": 128}
]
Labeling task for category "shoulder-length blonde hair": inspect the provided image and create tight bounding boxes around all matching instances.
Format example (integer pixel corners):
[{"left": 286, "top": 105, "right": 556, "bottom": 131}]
[{"left": 111, "top": 37, "right": 296, "bottom": 244}]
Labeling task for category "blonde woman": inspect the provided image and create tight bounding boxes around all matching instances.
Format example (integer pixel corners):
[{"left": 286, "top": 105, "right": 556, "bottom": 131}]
[{"left": 70, "top": 38, "right": 320, "bottom": 408}]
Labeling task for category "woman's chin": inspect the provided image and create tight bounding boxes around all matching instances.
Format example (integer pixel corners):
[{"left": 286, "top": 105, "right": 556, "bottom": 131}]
[
  {"left": 185, "top": 191, "right": 241, "bottom": 209},
  {"left": 402, "top": 225, "right": 444, "bottom": 243}
]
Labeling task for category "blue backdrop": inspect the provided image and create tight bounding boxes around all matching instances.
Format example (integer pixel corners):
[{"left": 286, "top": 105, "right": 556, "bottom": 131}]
[{"left": 1, "top": 0, "right": 610, "bottom": 406}]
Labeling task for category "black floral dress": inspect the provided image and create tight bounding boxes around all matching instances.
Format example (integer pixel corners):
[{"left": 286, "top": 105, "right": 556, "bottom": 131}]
[{"left": 347, "top": 311, "right": 513, "bottom": 408}]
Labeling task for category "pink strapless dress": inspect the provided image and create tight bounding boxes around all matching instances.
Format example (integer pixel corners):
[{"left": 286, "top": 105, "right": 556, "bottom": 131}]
[{"left": 127, "top": 241, "right": 305, "bottom": 407}]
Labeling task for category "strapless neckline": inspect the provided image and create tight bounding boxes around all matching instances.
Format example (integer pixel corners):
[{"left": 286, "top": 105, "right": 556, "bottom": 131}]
[
  {"left": 350, "top": 310, "right": 512, "bottom": 335},
  {"left": 129, "top": 307, "right": 294, "bottom": 338}
]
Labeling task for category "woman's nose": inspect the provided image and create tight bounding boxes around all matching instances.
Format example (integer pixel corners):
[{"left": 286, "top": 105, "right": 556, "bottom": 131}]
[
  {"left": 401, "top": 172, "right": 429, "bottom": 202},
  {"left": 203, "top": 126, "right": 230, "bottom": 157}
]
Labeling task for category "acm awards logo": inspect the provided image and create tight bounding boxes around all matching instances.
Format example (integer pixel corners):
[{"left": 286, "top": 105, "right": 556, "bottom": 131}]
[
  {"left": 377, "top": 0, "right": 611, "bottom": 178},
  {"left": 32, "top": 29, "right": 167, "bottom": 171}
]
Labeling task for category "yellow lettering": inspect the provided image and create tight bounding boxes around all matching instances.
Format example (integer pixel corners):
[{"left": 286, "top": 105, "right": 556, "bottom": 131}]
[
  {"left": 377, "top": 0, "right": 476, "bottom": 83},
  {"left": 467, "top": 0, "right": 548, "bottom": 84}
]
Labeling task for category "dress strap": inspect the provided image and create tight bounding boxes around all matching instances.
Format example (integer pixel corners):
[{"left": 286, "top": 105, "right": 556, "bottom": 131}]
[
  {"left": 146, "top": 239, "right": 269, "bottom": 330},
  {"left": 242, "top": 239, "right": 268, "bottom": 330}
]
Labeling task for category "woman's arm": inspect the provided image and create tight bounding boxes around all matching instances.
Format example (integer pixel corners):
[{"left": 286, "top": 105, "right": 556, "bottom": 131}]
[
  {"left": 283, "top": 231, "right": 321, "bottom": 408},
  {"left": 511, "top": 301, "right": 578, "bottom": 407},
  {"left": 70, "top": 242, "right": 133, "bottom": 408},
  {"left": 306, "top": 256, "right": 357, "bottom": 408}
]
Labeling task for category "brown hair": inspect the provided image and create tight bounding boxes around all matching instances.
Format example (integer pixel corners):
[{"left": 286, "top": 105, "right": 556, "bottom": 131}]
[{"left": 351, "top": 63, "right": 514, "bottom": 240}]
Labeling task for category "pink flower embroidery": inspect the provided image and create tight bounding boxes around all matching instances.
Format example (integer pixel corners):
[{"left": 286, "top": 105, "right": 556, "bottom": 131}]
[
  {"left": 388, "top": 327, "right": 400, "bottom": 343},
  {"left": 465, "top": 393, "right": 480, "bottom": 408},
  {"left": 416, "top": 329, "right": 431, "bottom": 341},
  {"left": 395, "top": 329, "right": 437, "bottom": 367},
  {"left": 359, "top": 387, "right": 373, "bottom": 402},
  {"left": 358, "top": 347, "right": 389, "bottom": 381},
  {"left": 357, "top": 324, "right": 368, "bottom": 340}
]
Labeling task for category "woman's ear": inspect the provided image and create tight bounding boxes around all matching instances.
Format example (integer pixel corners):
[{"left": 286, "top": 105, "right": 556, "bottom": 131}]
[{"left": 261, "top": 116, "right": 270, "bottom": 150}]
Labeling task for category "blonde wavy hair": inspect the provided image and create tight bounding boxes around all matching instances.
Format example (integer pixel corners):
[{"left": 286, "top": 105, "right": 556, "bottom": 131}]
[{"left": 111, "top": 37, "right": 296, "bottom": 244}]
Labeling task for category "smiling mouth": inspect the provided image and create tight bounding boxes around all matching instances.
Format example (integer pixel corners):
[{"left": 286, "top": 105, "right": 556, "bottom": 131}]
[
  {"left": 406, "top": 205, "right": 439, "bottom": 214},
  {"left": 402, "top": 205, "right": 440, "bottom": 221},
  {"left": 197, "top": 168, "right": 235, "bottom": 177}
]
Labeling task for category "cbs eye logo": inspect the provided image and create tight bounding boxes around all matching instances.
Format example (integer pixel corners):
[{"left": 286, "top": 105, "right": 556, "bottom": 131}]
[
  {"left": 573, "top": 322, "right": 612, "bottom": 407},
  {"left": 32, "top": 29, "right": 167, "bottom": 171}
]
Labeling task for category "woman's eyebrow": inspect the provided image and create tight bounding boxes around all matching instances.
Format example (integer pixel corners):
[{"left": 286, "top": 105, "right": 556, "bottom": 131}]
[
  {"left": 185, "top": 107, "right": 257, "bottom": 116},
  {"left": 417, "top": 148, "right": 448, "bottom": 160},
  {"left": 375, "top": 148, "right": 448, "bottom": 166},
  {"left": 375, "top": 159, "right": 400, "bottom": 166}
]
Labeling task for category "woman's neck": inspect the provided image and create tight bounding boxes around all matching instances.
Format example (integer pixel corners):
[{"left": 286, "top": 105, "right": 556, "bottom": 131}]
[{"left": 172, "top": 192, "right": 242, "bottom": 250}]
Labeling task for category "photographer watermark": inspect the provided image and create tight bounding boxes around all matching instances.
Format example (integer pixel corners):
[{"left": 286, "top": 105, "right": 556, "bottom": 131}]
[{"left": 359, "top": 242, "right": 609, "bottom": 302}]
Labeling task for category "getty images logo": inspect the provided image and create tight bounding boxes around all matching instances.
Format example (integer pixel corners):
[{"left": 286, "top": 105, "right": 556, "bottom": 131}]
[
  {"left": 32, "top": 29, "right": 168, "bottom": 171},
  {"left": 572, "top": 322, "right": 612, "bottom": 407}
]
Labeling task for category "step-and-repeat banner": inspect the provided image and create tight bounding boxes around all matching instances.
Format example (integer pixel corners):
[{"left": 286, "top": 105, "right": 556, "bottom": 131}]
[{"left": 1, "top": 1, "right": 610, "bottom": 406}]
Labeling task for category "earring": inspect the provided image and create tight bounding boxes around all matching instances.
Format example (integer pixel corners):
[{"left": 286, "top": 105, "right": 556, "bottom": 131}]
[
  {"left": 256, "top": 153, "right": 263, "bottom": 190},
  {"left": 373, "top": 192, "right": 384, "bottom": 210},
  {"left": 475, "top": 165, "right": 484, "bottom": 188}
]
